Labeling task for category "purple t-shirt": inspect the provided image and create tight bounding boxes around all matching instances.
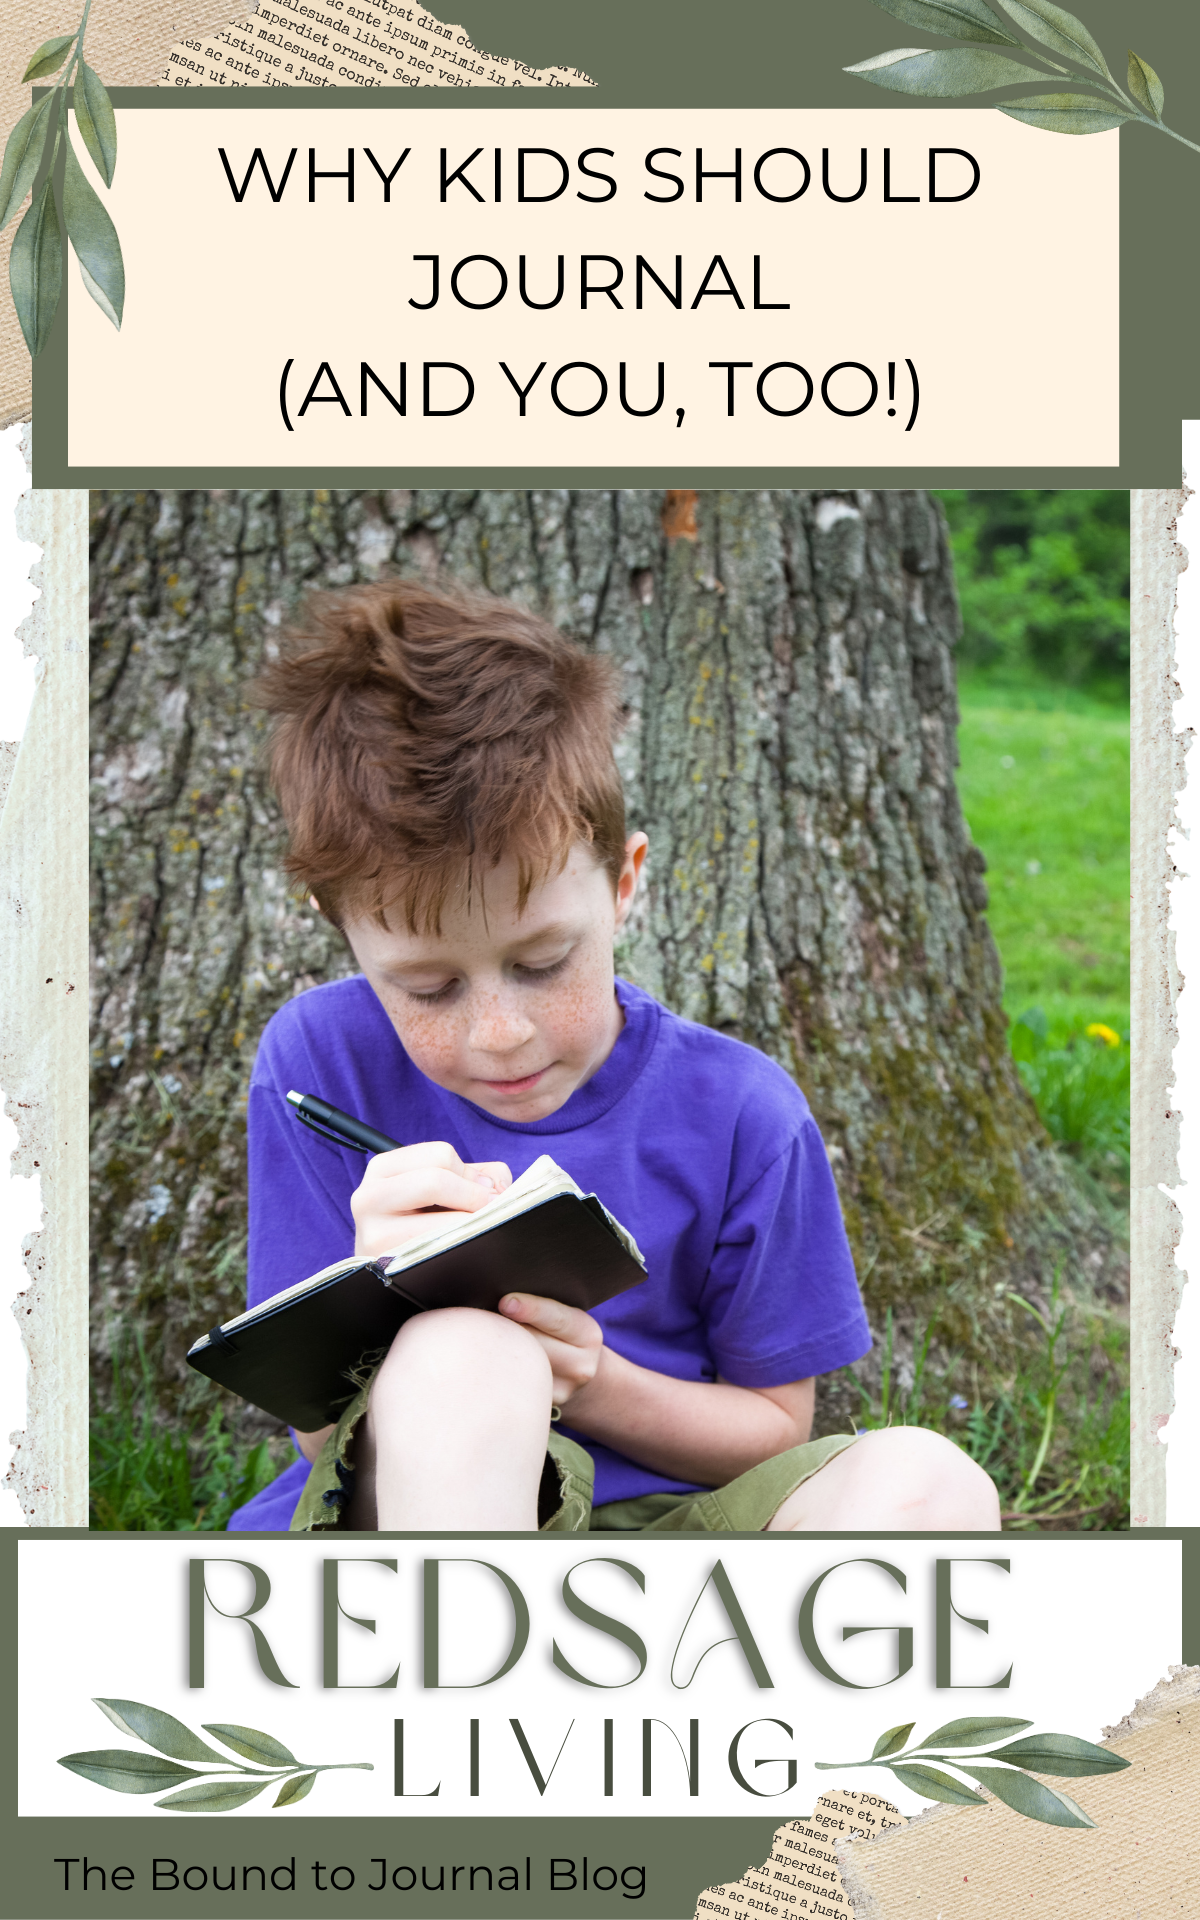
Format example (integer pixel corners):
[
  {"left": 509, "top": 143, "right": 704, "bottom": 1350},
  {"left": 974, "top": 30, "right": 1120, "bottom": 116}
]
[{"left": 228, "top": 975, "right": 870, "bottom": 1529}]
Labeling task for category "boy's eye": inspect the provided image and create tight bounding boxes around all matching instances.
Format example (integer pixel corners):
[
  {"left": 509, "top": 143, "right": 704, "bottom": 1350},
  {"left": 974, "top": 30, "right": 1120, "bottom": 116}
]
[
  {"left": 401, "top": 950, "right": 572, "bottom": 1002},
  {"left": 514, "top": 954, "right": 571, "bottom": 982},
  {"left": 404, "top": 980, "right": 459, "bottom": 1004}
]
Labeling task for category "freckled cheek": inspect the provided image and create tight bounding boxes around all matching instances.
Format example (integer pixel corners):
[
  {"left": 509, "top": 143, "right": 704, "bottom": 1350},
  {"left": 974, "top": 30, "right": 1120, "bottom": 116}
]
[
  {"left": 382, "top": 1003, "right": 467, "bottom": 1077},
  {"left": 538, "top": 952, "right": 614, "bottom": 1056}
]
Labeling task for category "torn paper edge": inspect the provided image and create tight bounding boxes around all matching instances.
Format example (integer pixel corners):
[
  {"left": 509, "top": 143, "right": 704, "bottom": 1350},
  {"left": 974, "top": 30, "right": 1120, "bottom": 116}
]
[
  {"left": 1129, "top": 482, "right": 1189, "bottom": 1527},
  {"left": 834, "top": 1665, "right": 1200, "bottom": 1915},
  {"left": 692, "top": 1790, "right": 907, "bottom": 1920},
  {"left": 0, "top": 449, "right": 88, "bottom": 1527},
  {"left": 1161, "top": 435, "right": 1199, "bottom": 1523},
  {"left": 157, "top": 3, "right": 594, "bottom": 91}
]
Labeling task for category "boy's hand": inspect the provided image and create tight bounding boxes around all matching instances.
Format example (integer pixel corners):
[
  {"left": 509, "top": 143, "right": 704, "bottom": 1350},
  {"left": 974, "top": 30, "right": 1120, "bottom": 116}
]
[
  {"left": 498, "top": 1293, "right": 604, "bottom": 1408},
  {"left": 351, "top": 1142, "right": 512, "bottom": 1261}
]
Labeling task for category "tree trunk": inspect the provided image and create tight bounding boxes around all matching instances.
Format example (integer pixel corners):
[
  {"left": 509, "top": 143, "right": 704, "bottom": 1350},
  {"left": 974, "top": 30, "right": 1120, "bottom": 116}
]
[{"left": 90, "top": 489, "right": 1120, "bottom": 1440}]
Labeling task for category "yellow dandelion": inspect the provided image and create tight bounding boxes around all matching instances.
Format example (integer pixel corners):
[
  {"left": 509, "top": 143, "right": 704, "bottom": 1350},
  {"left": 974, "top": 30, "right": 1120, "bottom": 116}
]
[{"left": 1086, "top": 1022, "right": 1121, "bottom": 1048}]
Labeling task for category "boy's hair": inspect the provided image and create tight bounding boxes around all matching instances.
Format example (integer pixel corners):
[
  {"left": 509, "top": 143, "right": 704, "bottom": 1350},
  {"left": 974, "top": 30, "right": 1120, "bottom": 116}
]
[{"left": 255, "top": 579, "right": 627, "bottom": 930}]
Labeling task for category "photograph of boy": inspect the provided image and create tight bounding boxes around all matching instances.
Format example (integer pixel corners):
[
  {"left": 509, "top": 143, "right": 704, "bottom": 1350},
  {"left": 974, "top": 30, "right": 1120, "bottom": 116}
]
[
  {"left": 89, "top": 488, "right": 1128, "bottom": 1537},
  {"left": 238, "top": 577, "right": 996, "bottom": 1535}
]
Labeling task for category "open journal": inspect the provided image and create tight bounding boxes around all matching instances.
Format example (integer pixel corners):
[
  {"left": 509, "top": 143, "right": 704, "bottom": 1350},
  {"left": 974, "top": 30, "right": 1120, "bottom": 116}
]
[{"left": 186, "top": 1155, "right": 647, "bottom": 1430}]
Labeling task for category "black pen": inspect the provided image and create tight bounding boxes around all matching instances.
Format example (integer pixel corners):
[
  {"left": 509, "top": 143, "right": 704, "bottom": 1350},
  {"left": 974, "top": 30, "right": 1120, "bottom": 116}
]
[{"left": 286, "top": 1089, "right": 402, "bottom": 1156}]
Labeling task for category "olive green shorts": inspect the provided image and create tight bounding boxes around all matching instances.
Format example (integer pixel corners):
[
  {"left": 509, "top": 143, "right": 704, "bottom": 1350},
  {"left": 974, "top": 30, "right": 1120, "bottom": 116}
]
[{"left": 289, "top": 1383, "right": 858, "bottom": 1534}]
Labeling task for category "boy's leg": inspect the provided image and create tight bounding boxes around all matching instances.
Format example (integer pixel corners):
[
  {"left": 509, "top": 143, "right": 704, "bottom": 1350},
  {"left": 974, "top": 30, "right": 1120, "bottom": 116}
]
[
  {"left": 766, "top": 1427, "right": 1001, "bottom": 1532},
  {"left": 344, "top": 1307, "right": 554, "bottom": 1530}
]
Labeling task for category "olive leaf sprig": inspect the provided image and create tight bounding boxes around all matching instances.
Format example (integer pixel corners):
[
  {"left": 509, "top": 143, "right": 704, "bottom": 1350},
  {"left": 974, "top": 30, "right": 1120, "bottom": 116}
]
[
  {"left": 846, "top": 0, "right": 1200, "bottom": 153},
  {"left": 58, "top": 1699, "right": 373, "bottom": 1812},
  {"left": 816, "top": 1713, "right": 1130, "bottom": 1828},
  {"left": 1, "top": 1, "right": 125, "bottom": 357}
]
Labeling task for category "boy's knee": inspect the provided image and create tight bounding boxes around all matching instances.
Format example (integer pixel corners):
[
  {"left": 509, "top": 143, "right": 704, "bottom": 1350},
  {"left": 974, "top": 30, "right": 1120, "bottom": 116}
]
[
  {"left": 864, "top": 1426, "right": 1000, "bottom": 1527},
  {"left": 381, "top": 1306, "right": 550, "bottom": 1387}
]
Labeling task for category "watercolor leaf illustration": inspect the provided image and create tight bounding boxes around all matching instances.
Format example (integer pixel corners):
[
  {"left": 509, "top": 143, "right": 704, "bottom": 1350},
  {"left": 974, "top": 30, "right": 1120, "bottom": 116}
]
[
  {"left": 2, "top": 0, "right": 125, "bottom": 358},
  {"left": 59, "top": 1699, "right": 372, "bottom": 1811},
  {"left": 847, "top": 0, "right": 1200, "bottom": 154},
  {"left": 93, "top": 1696, "right": 237, "bottom": 1764},
  {"left": 817, "top": 1715, "right": 1130, "bottom": 1827}
]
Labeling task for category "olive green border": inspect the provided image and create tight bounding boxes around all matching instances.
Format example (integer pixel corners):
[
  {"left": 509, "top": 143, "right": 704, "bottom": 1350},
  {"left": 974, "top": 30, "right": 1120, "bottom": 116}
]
[
  {"left": 31, "top": 0, "right": 1200, "bottom": 488},
  {"left": 3, "top": 1530, "right": 1195, "bottom": 1918}
]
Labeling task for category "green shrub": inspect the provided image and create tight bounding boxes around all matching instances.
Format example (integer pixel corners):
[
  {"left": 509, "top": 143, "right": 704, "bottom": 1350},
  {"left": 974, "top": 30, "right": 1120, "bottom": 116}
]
[{"left": 936, "top": 490, "right": 1129, "bottom": 690}]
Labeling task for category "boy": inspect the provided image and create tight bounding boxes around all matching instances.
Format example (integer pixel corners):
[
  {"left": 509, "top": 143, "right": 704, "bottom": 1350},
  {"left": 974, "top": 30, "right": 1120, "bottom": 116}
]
[{"left": 230, "top": 581, "right": 999, "bottom": 1535}]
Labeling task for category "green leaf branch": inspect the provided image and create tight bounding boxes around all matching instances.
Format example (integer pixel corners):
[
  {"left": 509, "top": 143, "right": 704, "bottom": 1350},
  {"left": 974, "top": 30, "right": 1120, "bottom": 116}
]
[
  {"left": 2, "top": 1, "right": 125, "bottom": 357},
  {"left": 846, "top": 0, "right": 1200, "bottom": 152},
  {"left": 58, "top": 1699, "right": 372, "bottom": 1812},
  {"left": 816, "top": 1714, "right": 1130, "bottom": 1828}
]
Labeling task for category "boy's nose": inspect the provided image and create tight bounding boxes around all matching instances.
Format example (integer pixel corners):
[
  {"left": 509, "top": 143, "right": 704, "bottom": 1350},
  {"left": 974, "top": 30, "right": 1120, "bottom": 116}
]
[{"left": 467, "top": 998, "right": 538, "bottom": 1056}]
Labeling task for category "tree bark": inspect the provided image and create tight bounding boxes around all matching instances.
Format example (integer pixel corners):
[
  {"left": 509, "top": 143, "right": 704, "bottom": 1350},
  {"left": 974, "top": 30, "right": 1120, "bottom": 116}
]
[{"left": 90, "top": 489, "right": 1121, "bottom": 1439}]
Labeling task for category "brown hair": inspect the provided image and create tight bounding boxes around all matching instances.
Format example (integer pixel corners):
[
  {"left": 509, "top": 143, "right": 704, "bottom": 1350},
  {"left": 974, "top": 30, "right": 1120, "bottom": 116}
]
[{"left": 255, "top": 579, "right": 626, "bottom": 929}]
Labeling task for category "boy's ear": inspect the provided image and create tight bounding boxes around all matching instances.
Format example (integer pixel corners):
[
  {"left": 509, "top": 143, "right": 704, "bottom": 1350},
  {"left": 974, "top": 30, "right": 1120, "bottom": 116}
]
[{"left": 614, "top": 833, "right": 649, "bottom": 929}]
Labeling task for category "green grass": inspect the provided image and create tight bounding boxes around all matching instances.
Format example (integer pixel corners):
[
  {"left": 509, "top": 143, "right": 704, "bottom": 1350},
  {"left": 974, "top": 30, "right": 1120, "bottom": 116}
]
[
  {"left": 90, "top": 1339, "right": 283, "bottom": 1531},
  {"left": 852, "top": 1280, "right": 1129, "bottom": 1530},
  {"left": 956, "top": 672, "right": 1129, "bottom": 1022},
  {"left": 956, "top": 672, "right": 1130, "bottom": 1215}
]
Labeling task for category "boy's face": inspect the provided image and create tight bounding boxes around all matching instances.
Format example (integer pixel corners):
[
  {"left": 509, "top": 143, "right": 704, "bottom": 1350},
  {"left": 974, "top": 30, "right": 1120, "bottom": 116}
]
[{"left": 341, "top": 835, "right": 648, "bottom": 1122}]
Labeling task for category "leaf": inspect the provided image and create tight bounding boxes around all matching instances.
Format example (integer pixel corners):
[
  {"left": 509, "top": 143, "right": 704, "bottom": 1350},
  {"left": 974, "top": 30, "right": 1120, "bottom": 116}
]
[
  {"left": 886, "top": 1762, "right": 988, "bottom": 1806},
  {"left": 844, "top": 47, "right": 1043, "bottom": 95},
  {"left": 274, "top": 1770, "right": 317, "bottom": 1807},
  {"left": 918, "top": 1716, "right": 1033, "bottom": 1750},
  {"left": 155, "top": 1777, "right": 272, "bottom": 1812},
  {"left": 93, "top": 1699, "right": 230, "bottom": 1765},
  {"left": 1127, "top": 51, "right": 1164, "bottom": 120},
  {"left": 866, "top": 0, "right": 1020, "bottom": 44},
  {"left": 872, "top": 1722, "right": 916, "bottom": 1759},
  {"left": 982, "top": 1732, "right": 1131, "bottom": 1777},
  {"left": 58, "top": 1749, "right": 202, "bottom": 1795},
  {"left": 958, "top": 1765, "right": 1096, "bottom": 1826},
  {"left": 78, "top": 259, "right": 117, "bottom": 325},
  {"left": 0, "top": 94, "right": 58, "bottom": 232},
  {"left": 999, "top": 92, "right": 1134, "bottom": 133},
  {"left": 1000, "top": 1, "right": 1113, "bottom": 82},
  {"left": 73, "top": 62, "right": 117, "bottom": 187},
  {"left": 62, "top": 141, "right": 124, "bottom": 327},
  {"left": 9, "top": 177, "right": 62, "bottom": 357},
  {"left": 22, "top": 35, "right": 75, "bottom": 82},
  {"left": 202, "top": 1723, "right": 298, "bottom": 1767}
]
